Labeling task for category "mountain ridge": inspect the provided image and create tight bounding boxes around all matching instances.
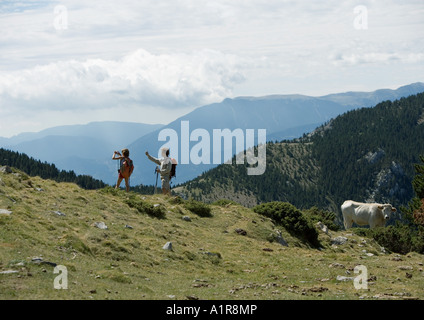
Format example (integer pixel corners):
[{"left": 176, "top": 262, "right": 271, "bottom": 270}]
[
  {"left": 129, "top": 83, "right": 424, "bottom": 185},
  {"left": 0, "top": 121, "right": 164, "bottom": 146},
  {"left": 1, "top": 83, "right": 423, "bottom": 186}
]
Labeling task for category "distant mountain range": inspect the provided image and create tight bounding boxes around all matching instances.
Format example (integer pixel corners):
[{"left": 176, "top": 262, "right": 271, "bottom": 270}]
[
  {"left": 1, "top": 82, "right": 423, "bottom": 186},
  {"left": 128, "top": 82, "right": 424, "bottom": 185}
]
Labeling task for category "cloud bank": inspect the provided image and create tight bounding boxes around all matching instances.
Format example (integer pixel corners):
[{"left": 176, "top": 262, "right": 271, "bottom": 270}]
[{"left": 0, "top": 49, "right": 245, "bottom": 111}]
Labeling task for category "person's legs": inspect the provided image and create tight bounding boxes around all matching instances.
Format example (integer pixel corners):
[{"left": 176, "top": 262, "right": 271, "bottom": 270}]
[
  {"left": 161, "top": 176, "right": 171, "bottom": 195},
  {"left": 124, "top": 177, "right": 130, "bottom": 192},
  {"left": 115, "top": 171, "right": 124, "bottom": 189},
  {"left": 115, "top": 177, "right": 123, "bottom": 189}
]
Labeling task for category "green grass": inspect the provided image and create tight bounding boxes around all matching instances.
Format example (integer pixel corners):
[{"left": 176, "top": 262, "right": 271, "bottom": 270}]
[{"left": 1, "top": 168, "right": 424, "bottom": 300}]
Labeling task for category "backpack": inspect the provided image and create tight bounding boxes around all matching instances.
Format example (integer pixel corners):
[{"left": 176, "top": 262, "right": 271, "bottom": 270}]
[
  {"left": 170, "top": 158, "right": 177, "bottom": 179},
  {"left": 120, "top": 157, "right": 134, "bottom": 178}
]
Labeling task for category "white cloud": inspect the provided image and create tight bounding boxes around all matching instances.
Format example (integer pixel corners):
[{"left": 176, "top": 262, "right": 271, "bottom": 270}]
[
  {"left": 330, "top": 52, "right": 424, "bottom": 66},
  {"left": 0, "top": 48, "right": 246, "bottom": 111}
]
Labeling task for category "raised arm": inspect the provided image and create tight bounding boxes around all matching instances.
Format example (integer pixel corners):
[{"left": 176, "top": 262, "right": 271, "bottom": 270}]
[
  {"left": 112, "top": 151, "right": 122, "bottom": 160},
  {"left": 145, "top": 151, "right": 161, "bottom": 166}
]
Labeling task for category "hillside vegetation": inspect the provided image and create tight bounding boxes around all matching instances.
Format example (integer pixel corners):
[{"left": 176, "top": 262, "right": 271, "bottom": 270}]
[
  {"left": 178, "top": 93, "right": 424, "bottom": 219},
  {"left": 0, "top": 148, "right": 106, "bottom": 190},
  {"left": 1, "top": 168, "right": 424, "bottom": 300},
  {"left": 178, "top": 142, "right": 321, "bottom": 209}
]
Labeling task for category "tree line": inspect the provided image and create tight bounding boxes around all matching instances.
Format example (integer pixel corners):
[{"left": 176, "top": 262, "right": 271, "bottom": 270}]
[{"left": 0, "top": 148, "right": 106, "bottom": 190}]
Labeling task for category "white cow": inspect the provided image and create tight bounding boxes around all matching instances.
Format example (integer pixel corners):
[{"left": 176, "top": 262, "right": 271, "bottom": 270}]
[{"left": 341, "top": 200, "right": 396, "bottom": 229}]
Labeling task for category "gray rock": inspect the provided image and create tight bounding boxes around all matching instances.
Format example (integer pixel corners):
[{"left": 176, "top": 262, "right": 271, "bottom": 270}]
[
  {"left": 0, "top": 209, "right": 12, "bottom": 216},
  {"left": 316, "top": 221, "right": 329, "bottom": 234},
  {"left": 94, "top": 222, "right": 108, "bottom": 230},
  {"left": 0, "top": 166, "right": 12, "bottom": 174},
  {"left": 53, "top": 210, "right": 66, "bottom": 216},
  {"left": 204, "top": 252, "right": 221, "bottom": 258},
  {"left": 124, "top": 224, "right": 133, "bottom": 229},
  {"left": 182, "top": 216, "right": 192, "bottom": 222},
  {"left": 329, "top": 263, "right": 346, "bottom": 269},
  {"left": 0, "top": 270, "right": 19, "bottom": 275},
  {"left": 275, "top": 230, "right": 288, "bottom": 247},
  {"left": 397, "top": 266, "right": 413, "bottom": 271},
  {"left": 336, "top": 275, "right": 354, "bottom": 282},
  {"left": 163, "top": 242, "right": 173, "bottom": 251},
  {"left": 364, "top": 149, "right": 385, "bottom": 164},
  {"left": 331, "top": 236, "right": 348, "bottom": 245},
  {"left": 31, "top": 257, "right": 57, "bottom": 267}
]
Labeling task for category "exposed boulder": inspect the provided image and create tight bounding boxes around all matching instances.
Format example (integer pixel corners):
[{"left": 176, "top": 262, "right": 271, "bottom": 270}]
[
  {"left": 0, "top": 209, "right": 12, "bottom": 216},
  {"left": 316, "top": 221, "right": 329, "bottom": 235},
  {"left": 163, "top": 242, "right": 173, "bottom": 251},
  {"left": 0, "top": 270, "right": 19, "bottom": 275},
  {"left": 93, "top": 221, "right": 108, "bottom": 230},
  {"left": 0, "top": 166, "right": 12, "bottom": 174},
  {"left": 331, "top": 236, "right": 348, "bottom": 245},
  {"left": 275, "top": 230, "right": 288, "bottom": 247},
  {"left": 364, "top": 149, "right": 385, "bottom": 164}
]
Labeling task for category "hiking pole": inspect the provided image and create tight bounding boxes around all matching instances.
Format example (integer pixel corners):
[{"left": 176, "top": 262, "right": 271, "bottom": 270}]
[{"left": 154, "top": 166, "right": 159, "bottom": 194}]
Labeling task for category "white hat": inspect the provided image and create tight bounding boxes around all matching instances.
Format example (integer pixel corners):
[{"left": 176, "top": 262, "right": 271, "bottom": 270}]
[{"left": 161, "top": 147, "right": 169, "bottom": 157}]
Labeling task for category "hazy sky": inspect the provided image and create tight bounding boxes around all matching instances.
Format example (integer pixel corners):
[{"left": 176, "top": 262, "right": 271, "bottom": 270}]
[{"left": 1, "top": 0, "right": 423, "bottom": 137}]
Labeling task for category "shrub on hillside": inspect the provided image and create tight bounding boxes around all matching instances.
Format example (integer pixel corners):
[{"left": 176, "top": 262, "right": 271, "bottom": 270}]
[
  {"left": 253, "top": 201, "right": 319, "bottom": 247},
  {"left": 212, "top": 199, "right": 239, "bottom": 206},
  {"left": 168, "top": 195, "right": 185, "bottom": 205},
  {"left": 353, "top": 224, "right": 424, "bottom": 254},
  {"left": 184, "top": 199, "right": 212, "bottom": 217},
  {"left": 99, "top": 186, "right": 121, "bottom": 196},
  {"left": 125, "top": 196, "right": 166, "bottom": 219},
  {"left": 303, "top": 206, "right": 340, "bottom": 231}
]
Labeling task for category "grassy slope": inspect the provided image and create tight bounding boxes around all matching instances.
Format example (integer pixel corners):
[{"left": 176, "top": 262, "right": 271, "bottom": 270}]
[{"left": 1, "top": 168, "right": 423, "bottom": 300}]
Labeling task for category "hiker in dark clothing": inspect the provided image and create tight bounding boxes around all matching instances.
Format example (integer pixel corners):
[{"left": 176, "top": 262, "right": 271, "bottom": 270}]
[{"left": 113, "top": 148, "right": 134, "bottom": 192}]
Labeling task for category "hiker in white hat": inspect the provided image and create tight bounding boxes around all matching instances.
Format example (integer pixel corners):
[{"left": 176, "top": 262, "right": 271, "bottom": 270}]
[{"left": 145, "top": 147, "right": 172, "bottom": 195}]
